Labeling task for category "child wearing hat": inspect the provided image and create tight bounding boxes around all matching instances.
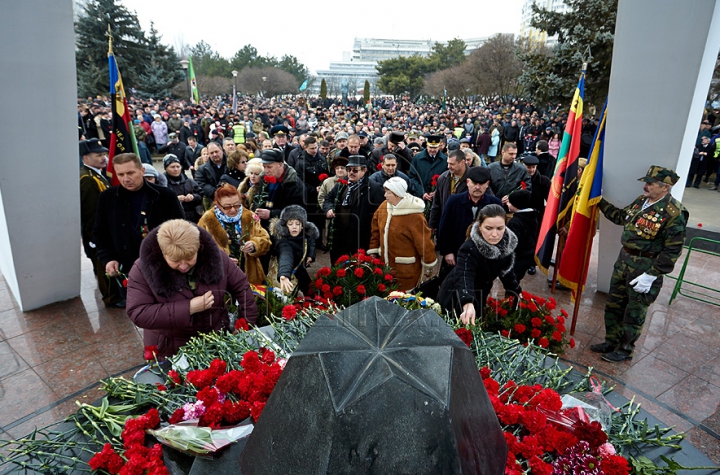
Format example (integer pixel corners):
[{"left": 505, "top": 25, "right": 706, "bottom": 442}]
[
  {"left": 271, "top": 205, "right": 319, "bottom": 295},
  {"left": 506, "top": 189, "right": 538, "bottom": 282}
]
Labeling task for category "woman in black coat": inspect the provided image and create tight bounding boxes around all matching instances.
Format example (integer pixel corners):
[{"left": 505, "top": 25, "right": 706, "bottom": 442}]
[
  {"left": 163, "top": 155, "right": 203, "bottom": 223},
  {"left": 438, "top": 204, "right": 521, "bottom": 325}
]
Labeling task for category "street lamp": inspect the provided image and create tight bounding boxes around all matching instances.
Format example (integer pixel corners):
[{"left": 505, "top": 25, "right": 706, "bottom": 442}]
[
  {"left": 179, "top": 59, "right": 190, "bottom": 102},
  {"left": 231, "top": 70, "right": 238, "bottom": 113}
]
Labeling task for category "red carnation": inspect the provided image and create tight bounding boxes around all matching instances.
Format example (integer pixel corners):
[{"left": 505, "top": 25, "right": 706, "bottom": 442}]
[
  {"left": 531, "top": 317, "right": 542, "bottom": 327},
  {"left": 521, "top": 181, "right": 527, "bottom": 190},
  {"left": 235, "top": 318, "right": 250, "bottom": 331},
  {"left": 321, "top": 284, "right": 331, "bottom": 293},
  {"left": 530, "top": 329, "right": 541, "bottom": 338},
  {"left": 282, "top": 305, "right": 298, "bottom": 320},
  {"left": 336, "top": 268, "right": 347, "bottom": 278},
  {"left": 431, "top": 174, "right": 440, "bottom": 186},
  {"left": 333, "top": 286, "right": 343, "bottom": 296},
  {"left": 514, "top": 324, "right": 526, "bottom": 334},
  {"left": 357, "top": 285, "right": 366, "bottom": 294},
  {"left": 338, "top": 179, "right": 348, "bottom": 186},
  {"left": 335, "top": 255, "right": 350, "bottom": 265},
  {"left": 167, "top": 370, "right": 182, "bottom": 385},
  {"left": 317, "top": 266, "right": 332, "bottom": 276},
  {"left": 377, "top": 162, "right": 383, "bottom": 170},
  {"left": 264, "top": 175, "right": 277, "bottom": 184},
  {"left": 318, "top": 173, "right": 329, "bottom": 181},
  {"left": 454, "top": 328, "right": 473, "bottom": 347},
  {"left": 479, "top": 367, "right": 491, "bottom": 379},
  {"left": 354, "top": 268, "right": 364, "bottom": 278},
  {"left": 143, "top": 345, "right": 158, "bottom": 361},
  {"left": 545, "top": 315, "right": 555, "bottom": 325},
  {"left": 323, "top": 291, "right": 333, "bottom": 299},
  {"left": 373, "top": 267, "right": 383, "bottom": 275},
  {"left": 168, "top": 408, "right": 185, "bottom": 425},
  {"left": 384, "top": 274, "right": 393, "bottom": 281},
  {"left": 122, "top": 278, "right": 128, "bottom": 288},
  {"left": 570, "top": 338, "right": 576, "bottom": 348},
  {"left": 538, "top": 337, "right": 550, "bottom": 348},
  {"left": 154, "top": 383, "right": 167, "bottom": 392},
  {"left": 377, "top": 283, "right": 386, "bottom": 292},
  {"left": 552, "top": 331, "right": 563, "bottom": 342},
  {"left": 500, "top": 329, "right": 509, "bottom": 337}
]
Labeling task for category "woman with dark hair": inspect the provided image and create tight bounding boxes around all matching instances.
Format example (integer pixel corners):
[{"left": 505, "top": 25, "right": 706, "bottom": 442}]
[
  {"left": 126, "top": 219, "right": 258, "bottom": 360},
  {"left": 219, "top": 149, "right": 249, "bottom": 187},
  {"left": 438, "top": 204, "right": 521, "bottom": 325},
  {"left": 163, "top": 154, "right": 203, "bottom": 223},
  {"left": 197, "top": 184, "right": 270, "bottom": 285}
]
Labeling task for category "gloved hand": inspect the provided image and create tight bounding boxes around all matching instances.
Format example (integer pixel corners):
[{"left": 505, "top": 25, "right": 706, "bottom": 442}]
[{"left": 629, "top": 273, "right": 656, "bottom": 294}]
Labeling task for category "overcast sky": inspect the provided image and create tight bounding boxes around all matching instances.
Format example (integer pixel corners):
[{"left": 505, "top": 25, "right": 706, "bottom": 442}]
[{"left": 121, "top": 0, "right": 525, "bottom": 74}]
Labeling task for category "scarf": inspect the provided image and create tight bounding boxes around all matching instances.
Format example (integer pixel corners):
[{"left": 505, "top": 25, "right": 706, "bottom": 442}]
[
  {"left": 214, "top": 205, "right": 243, "bottom": 242},
  {"left": 342, "top": 178, "right": 364, "bottom": 207}
]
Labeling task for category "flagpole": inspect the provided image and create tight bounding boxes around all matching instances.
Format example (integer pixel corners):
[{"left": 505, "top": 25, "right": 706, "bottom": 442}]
[{"left": 569, "top": 206, "right": 598, "bottom": 335}]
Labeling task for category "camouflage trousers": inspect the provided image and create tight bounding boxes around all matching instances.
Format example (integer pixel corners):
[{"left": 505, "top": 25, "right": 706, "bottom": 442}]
[{"left": 603, "top": 251, "right": 663, "bottom": 355}]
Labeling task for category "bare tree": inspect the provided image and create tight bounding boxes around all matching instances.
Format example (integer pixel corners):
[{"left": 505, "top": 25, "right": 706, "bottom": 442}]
[
  {"left": 464, "top": 34, "right": 524, "bottom": 101},
  {"left": 238, "top": 67, "right": 298, "bottom": 97},
  {"left": 171, "top": 75, "right": 232, "bottom": 98}
]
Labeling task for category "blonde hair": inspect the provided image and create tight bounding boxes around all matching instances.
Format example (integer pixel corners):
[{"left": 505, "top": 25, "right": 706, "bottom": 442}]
[
  {"left": 157, "top": 219, "right": 200, "bottom": 261},
  {"left": 246, "top": 157, "right": 263, "bottom": 175}
]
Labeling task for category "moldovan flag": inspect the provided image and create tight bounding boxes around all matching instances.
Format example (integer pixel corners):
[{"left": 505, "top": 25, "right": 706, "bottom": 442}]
[
  {"left": 558, "top": 100, "right": 607, "bottom": 300},
  {"left": 189, "top": 55, "right": 199, "bottom": 104},
  {"left": 534, "top": 71, "right": 585, "bottom": 273},
  {"left": 108, "top": 44, "right": 139, "bottom": 186}
]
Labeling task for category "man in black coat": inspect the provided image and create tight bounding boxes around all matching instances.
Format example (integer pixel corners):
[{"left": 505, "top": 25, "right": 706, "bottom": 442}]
[
  {"left": 93, "top": 153, "right": 185, "bottom": 307},
  {"left": 428, "top": 150, "right": 470, "bottom": 232},
  {"left": 436, "top": 167, "right": 502, "bottom": 281},
  {"left": 195, "top": 141, "right": 228, "bottom": 208},
  {"left": 323, "top": 155, "right": 385, "bottom": 264},
  {"left": 254, "top": 148, "right": 306, "bottom": 227},
  {"left": 522, "top": 154, "right": 551, "bottom": 226},
  {"left": 506, "top": 190, "right": 538, "bottom": 283},
  {"left": 270, "top": 125, "right": 295, "bottom": 163},
  {"left": 370, "top": 131, "right": 413, "bottom": 173}
]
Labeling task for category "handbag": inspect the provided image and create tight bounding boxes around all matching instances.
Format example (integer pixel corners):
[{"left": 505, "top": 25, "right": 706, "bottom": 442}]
[{"left": 266, "top": 241, "right": 307, "bottom": 294}]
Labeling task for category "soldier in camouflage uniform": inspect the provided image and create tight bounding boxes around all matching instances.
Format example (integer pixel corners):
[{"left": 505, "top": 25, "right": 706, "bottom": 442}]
[{"left": 591, "top": 165, "right": 688, "bottom": 362}]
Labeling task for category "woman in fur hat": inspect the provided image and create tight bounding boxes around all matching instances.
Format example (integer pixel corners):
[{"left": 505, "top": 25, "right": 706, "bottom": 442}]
[
  {"left": 126, "top": 219, "right": 258, "bottom": 360},
  {"left": 271, "top": 205, "right": 319, "bottom": 295},
  {"left": 239, "top": 158, "right": 263, "bottom": 210},
  {"left": 197, "top": 184, "right": 270, "bottom": 285},
  {"left": 438, "top": 204, "right": 522, "bottom": 325},
  {"left": 368, "top": 177, "right": 436, "bottom": 291}
]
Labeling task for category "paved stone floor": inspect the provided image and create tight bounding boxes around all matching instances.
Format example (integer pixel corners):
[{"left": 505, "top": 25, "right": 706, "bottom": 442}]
[{"left": 1, "top": 238, "right": 720, "bottom": 465}]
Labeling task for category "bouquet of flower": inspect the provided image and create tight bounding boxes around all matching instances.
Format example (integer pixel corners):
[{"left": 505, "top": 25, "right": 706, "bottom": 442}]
[
  {"left": 480, "top": 367, "right": 631, "bottom": 475},
  {"left": 481, "top": 291, "right": 575, "bottom": 354},
  {"left": 423, "top": 174, "right": 441, "bottom": 219},
  {"left": 311, "top": 249, "right": 398, "bottom": 307},
  {"left": 385, "top": 291, "right": 441, "bottom": 313}
]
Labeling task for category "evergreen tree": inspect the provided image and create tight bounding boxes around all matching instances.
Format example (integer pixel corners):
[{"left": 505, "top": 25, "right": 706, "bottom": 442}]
[
  {"left": 75, "top": 0, "right": 147, "bottom": 93},
  {"left": 190, "top": 40, "right": 232, "bottom": 77},
  {"left": 320, "top": 78, "right": 328, "bottom": 100},
  {"left": 428, "top": 38, "right": 467, "bottom": 70},
  {"left": 135, "top": 23, "right": 183, "bottom": 98},
  {"left": 278, "top": 55, "right": 308, "bottom": 84},
  {"left": 363, "top": 80, "right": 370, "bottom": 104},
  {"left": 517, "top": 0, "right": 617, "bottom": 106}
]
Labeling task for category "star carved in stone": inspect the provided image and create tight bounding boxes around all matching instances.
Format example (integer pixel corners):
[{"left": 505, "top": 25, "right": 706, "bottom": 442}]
[{"left": 293, "top": 298, "right": 454, "bottom": 413}]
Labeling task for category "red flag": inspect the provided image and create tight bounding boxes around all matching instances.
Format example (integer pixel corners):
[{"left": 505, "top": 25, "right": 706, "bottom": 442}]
[{"left": 535, "top": 71, "right": 585, "bottom": 273}]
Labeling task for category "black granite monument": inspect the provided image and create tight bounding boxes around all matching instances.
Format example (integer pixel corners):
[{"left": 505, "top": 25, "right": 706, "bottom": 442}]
[{"left": 238, "top": 297, "right": 507, "bottom": 474}]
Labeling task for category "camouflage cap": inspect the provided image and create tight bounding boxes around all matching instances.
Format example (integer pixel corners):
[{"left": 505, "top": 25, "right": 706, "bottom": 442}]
[{"left": 637, "top": 165, "right": 680, "bottom": 185}]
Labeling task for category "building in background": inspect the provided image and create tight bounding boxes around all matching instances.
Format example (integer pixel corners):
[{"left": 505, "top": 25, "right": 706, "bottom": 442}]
[
  {"left": 313, "top": 36, "right": 494, "bottom": 96},
  {"left": 519, "top": 0, "right": 569, "bottom": 46}
]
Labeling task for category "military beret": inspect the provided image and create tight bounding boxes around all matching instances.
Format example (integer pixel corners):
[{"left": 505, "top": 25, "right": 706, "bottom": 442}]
[{"left": 638, "top": 165, "right": 679, "bottom": 185}]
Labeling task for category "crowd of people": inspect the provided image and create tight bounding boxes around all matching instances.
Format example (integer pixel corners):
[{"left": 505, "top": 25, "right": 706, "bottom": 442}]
[{"left": 78, "top": 93, "right": 699, "bottom": 362}]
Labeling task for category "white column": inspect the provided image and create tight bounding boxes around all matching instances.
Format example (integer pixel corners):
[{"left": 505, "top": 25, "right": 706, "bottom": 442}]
[
  {"left": 598, "top": 0, "right": 720, "bottom": 292},
  {"left": 0, "top": 0, "right": 81, "bottom": 310}
]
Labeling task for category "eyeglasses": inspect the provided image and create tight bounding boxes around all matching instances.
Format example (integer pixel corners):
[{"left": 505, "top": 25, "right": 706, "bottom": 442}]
[
  {"left": 347, "top": 167, "right": 363, "bottom": 173},
  {"left": 219, "top": 203, "right": 241, "bottom": 212}
]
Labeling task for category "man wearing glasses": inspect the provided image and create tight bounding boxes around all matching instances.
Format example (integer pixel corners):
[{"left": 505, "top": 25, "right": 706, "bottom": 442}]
[{"left": 323, "top": 155, "right": 385, "bottom": 264}]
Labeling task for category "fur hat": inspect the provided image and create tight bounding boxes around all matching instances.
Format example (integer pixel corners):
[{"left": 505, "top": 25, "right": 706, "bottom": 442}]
[{"left": 271, "top": 205, "right": 320, "bottom": 240}]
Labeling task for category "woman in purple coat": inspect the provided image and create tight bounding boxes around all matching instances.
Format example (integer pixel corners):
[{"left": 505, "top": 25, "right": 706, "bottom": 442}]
[{"left": 126, "top": 219, "right": 258, "bottom": 360}]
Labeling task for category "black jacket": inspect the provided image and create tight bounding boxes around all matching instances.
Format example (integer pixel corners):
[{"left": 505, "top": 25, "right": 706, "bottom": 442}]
[
  {"left": 370, "top": 145, "right": 413, "bottom": 174},
  {"left": 438, "top": 224, "right": 520, "bottom": 316},
  {"left": 530, "top": 172, "right": 551, "bottom": 224},
  {"left": 293, "top": 151, "right": 329, "bottom": 209},
  {"left": 323, "top": 176, "right": 385, "bottom": 260},
  {"left": 273, "top": 221, "right": 319, "bottom": 295},
  {"left": 219, "top": 168, "right": 246, "bottom": 188},
  {"left": 257, "top": 165, "right": 306, "bottom": 223},
  {"left": 165, "top": 173, "right": 203, "bottom": 223},
  {"left": 506, "top": 210, "right": 538, "bottom": 276},
  {"left": 93, "top": 181, "right": 185, "bottom": 271},
  {"left": 195, "top": 159, "right": 228, "bottom": 199},
  {"left": 436, "top": 192, "right": 503, "bottom": 256},
  {"left": 159, "top": 140, "right": 190, "bottom": 169}
]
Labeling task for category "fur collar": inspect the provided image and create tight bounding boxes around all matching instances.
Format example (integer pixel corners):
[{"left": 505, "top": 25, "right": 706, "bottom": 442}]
[
  {"left": 138, "top": 225, "right": 224, "bottom": 298},
  {"left": 469, "top": 222, "right": 518, "bottom": 260},
  {"left": 270, "top": 217, "right": 320, "bottom": 240},
  {"left": 386, "top": 195, "right": 425, "bottom": 216}
]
